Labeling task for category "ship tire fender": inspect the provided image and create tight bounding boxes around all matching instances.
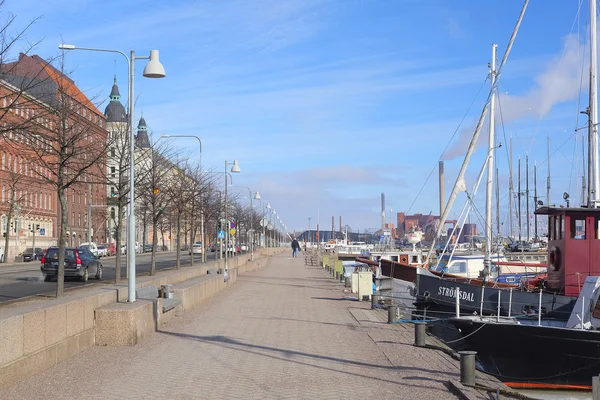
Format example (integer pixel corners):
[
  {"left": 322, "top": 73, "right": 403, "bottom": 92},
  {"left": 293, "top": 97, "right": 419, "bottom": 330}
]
[{"left": 549, "top": 246, "right": 561, "bottom": 271}]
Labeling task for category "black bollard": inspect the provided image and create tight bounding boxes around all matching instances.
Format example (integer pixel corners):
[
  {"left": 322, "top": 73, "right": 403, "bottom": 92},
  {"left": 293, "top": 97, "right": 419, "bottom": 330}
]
[
  {"left": 414, "top": 322, "right": 427, "bottom": 347},
  {"left": 345, "top": 277, "right": 351, "bottom": 287},
  {"left": 459, "top": 351, "right": 477, "bottom": 386},
  {"left": 340, "top": 273, "right": 344, "bottom": 283},
  {"left": 388, "top": 305, "right": 399, "bottom": 323},
  {"left": 335, "top": 272, "right": 339, "bottom": 280}
]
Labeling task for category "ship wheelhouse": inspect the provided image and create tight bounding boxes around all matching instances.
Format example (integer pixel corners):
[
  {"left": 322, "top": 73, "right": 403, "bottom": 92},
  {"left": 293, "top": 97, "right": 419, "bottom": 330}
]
[{"left": 535, "top": 206, "right": 600, "bottom": 296}]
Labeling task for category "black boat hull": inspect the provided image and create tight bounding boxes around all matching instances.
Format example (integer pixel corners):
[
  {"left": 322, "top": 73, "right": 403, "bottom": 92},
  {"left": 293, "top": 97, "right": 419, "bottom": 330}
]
[
  {"left": 416, "top": 273, "right": 576, "bottom": 320},
  {"left": 449, "top": 318, "right": 600, "bottom": 387}
]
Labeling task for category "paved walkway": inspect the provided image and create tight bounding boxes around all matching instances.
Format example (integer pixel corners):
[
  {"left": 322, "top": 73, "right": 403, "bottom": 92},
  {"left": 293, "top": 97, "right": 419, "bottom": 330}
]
[{"left": 0, "top": 253, "right": 478, "bottom": 399}]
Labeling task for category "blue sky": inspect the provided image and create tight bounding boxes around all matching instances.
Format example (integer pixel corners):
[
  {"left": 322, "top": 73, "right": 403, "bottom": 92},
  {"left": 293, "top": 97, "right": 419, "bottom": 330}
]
[{"left": 6, "top": 0, "right": 594, "bottom": 235}]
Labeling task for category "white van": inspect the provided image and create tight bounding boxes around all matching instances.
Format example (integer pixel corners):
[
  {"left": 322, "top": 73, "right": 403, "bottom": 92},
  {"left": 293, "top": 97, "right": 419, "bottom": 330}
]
[{"left": 79, "top": 242, "right": 99, "bottom": 257}]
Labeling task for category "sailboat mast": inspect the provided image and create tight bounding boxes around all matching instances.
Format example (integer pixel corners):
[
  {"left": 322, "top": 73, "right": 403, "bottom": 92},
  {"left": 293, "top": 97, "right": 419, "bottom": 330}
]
[
  {"left": 534, "top": 161, "right": 538, "bottom": 239},
  {"left": 526, "top": 154, "right": 530, "bottom": 241},
  {"left": 496, "top": 167, "right": 501, "bottom": 238},
  {"left": 582, "top": 134, "right": 587, "bottom": 204},
  {"left": 484, "top": 43, "right": 498, "bottom": 274},
  {"left": 509, "top": 136, "right": 514, "bottom": 237},
  {"left": 589, "top": 0, "right": 599, "bottom": 206},
  {"left": 547, "top": 137, "right": 551, "bottom": 206},
  {"left": 518, "top": 157, "right": 522, "bottom": 242}
]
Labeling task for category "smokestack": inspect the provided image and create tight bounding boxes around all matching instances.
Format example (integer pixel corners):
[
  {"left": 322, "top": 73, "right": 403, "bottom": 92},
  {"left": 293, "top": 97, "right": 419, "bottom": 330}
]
[
  {"left": 381, "top": 193, "right": 385, "bottom": 230},
  {"left": 439, "top": 161, "right": 445, "bottom": 218},
  {"left": 332, "top": 216, "right": 335, "bottom": 240},
  {"left": 339, "top": 216, "right": 342, "bottom": 233}
]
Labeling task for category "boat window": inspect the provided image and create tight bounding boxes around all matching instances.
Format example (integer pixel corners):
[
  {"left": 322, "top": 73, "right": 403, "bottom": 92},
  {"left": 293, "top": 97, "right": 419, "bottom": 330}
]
[
  {"left": 593, "top": 297, "right": 600, "bottom": 319},
  {"left": 560, "top": 215, "right": 565, "bottom": 239},
  {"left": 411, "top": 255, "right": 419, "bottom": 263},
  {"left": 549, "top": 216, "right": 555, "bottom": 240},
  {"left": 570, "top": 218, "right": 586, "bottom": 240},
  {"left": 390, "top": 256, "right": 399, "bottom": 262},
  {"left": 447, "top": 262, "right": 467, "bottom": 274},
  {"left": 505, "top": 277, "right": 516, "bottom": 283},
  {"left": 596, "top": 217, "right": 600, "bottom": 239}
]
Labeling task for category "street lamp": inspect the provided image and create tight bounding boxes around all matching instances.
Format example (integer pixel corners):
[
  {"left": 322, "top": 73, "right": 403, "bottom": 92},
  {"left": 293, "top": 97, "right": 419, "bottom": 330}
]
[
  {"left": 224, "top": 160, "right": 240, "bottom": 280},
  {"left": 160, "top": 134, "right": 203, "bottom": 168},
  {"left": 59, "top": 43, "right": 166, "bottom": 303},
  {"left": 266, "top": 202, "right": 271, "bottom": 247},
  {"left": 254, "top": 191, "right": 262, "bottom": 249},
  {"left": 161, "top": 134, "right": 205, "bottom": 262}
]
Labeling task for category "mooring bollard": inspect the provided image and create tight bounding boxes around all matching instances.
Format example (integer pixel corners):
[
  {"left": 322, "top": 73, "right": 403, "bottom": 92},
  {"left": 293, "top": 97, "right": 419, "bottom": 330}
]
[
  {"left": 371, "top": 294, "right": 380, "bottom": 308},
  {"left": 414, "top": 322, "right": 426, "bottom": 347},
  {"left": 335, "top": 272, "right": 340, "bottom": 280},
  {"left": 388, "top": 305, "right": 399, "bottom": 323},
  {"left": 459, "top": 351, "right": 477, "bottom": 386},
  {"left": 345, "top": 277, "right": 351, "bottom": 287}
]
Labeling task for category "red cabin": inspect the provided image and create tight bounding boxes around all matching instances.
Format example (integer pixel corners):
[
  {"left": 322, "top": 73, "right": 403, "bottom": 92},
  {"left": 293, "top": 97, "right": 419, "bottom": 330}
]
[{"left": 535, "top": 207, "right": 600, "bottom": 296}]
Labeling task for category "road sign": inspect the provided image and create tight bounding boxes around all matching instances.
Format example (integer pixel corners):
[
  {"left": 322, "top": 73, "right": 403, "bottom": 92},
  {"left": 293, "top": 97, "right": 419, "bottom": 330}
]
[
  {"left": 39, "top": 228, "right": 45, "bottom": 236},
  {"left": 229, "top": 222, "right": 236, "bottom": 229},
  {"left": 230, "top": 228, "right": 236, "bottom": 235},
  {"left": 218, "top": 231, "right": 225, "bottom": 239}
]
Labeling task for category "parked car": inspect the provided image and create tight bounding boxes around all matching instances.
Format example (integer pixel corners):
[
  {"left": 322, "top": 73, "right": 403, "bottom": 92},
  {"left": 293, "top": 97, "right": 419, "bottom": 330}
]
[
  {"left": 222, "top": 243, "right": 236, "bottom": 255},
  {"left": 189, "top": 243, "right": 202, "bottom": 255},
  {"left": 22, "top": 247, "right": 45, "bottom": 262},
  {"left": 0, "top": 246, "right": 4, "bottom": 263},
  {"left": 240, "top": 243, "right": 248, "bottom": 252},
  {"left": 210, "top": 244, "right": 216, "bottom": 252},
  {"left": 120, "top": 242, "right": 140, "bottom": 255},
  {"left": 143, "top": 244, "right": 154, "bottom": 253},
  {"left": 40, "top": 247, "right": 103, "bottom": 282},
  {"left": 96, "top": 245, "right": 109, "bottom": 257},
  {"left": 79, "top": 242, "right": 99, "bottom": 257}
]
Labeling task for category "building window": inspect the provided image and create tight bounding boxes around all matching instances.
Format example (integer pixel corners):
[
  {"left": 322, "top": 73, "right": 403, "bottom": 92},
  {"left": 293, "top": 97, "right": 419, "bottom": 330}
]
[
  {"left": 110, "top": 148, "right": 115, "bottom": 157},
  {"left": 571, "top": 217, "right": 586, "bottom": 240},
  {"left": 111, "top": 166, "right": 116, "bottom": 178},
  {"left": 1, "top": 185, "right": 4, "bottom": 203}
]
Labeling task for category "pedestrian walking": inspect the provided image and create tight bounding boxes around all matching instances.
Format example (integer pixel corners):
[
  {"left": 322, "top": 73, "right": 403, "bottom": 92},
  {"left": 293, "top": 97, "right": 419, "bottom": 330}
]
[{"left": 291, "top": 237, "right": 300, "bottom": 257}]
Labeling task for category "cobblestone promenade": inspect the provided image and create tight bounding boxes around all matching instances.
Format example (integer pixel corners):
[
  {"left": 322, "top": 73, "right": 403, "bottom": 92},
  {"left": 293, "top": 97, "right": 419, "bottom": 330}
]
[{"left": 0, "top": 253, "right": 471, "bottom": 400}]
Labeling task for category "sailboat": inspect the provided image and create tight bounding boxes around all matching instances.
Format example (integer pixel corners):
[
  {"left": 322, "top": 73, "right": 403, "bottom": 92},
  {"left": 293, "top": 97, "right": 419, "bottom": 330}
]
[{"left": 445, "top": 0, "right": 600, "bottom": 389}]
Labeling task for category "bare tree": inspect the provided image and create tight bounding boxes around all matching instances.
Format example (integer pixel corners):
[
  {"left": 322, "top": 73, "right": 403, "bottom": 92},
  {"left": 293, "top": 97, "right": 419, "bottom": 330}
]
[
  {"left": 18, "top": 56, "right": 108, "bottom": 297},
  {"left": 2, "top": 170, "right": 27, "bottom": 261},
  {"left": 165, "top": 160, "right": 193, "bottom": 269},
  {"left": 137, "top": 143, "right": 177, "bottom": 275}
]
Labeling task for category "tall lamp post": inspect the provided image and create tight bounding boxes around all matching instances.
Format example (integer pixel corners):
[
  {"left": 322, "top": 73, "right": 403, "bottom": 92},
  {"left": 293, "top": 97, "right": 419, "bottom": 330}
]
[
  {"left": 161, "top": 134, "right": 204, "bottom": 262},
  {"left": 224, "top": 160, "right": 241, "bottom": 280},
  {"left": 59, "top": 43, "right": 166, "bottom": 303},
  {"left": 254, "top": 192, "right": 262, "bottom": 249},
  {"left": 266, "top": 203, "right": 271, "bottom": 247}
]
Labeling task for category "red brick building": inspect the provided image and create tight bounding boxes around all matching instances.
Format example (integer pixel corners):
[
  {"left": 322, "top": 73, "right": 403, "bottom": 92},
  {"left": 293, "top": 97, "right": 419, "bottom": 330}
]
[{"left": 1, "top": 54, "right": 108, "bottom": 258}]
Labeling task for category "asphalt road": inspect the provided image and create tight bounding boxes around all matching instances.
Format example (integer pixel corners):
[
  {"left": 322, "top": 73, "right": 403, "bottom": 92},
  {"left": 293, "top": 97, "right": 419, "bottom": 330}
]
[{"left": 0, "top": 250, "right": 234, "bottom": 303}]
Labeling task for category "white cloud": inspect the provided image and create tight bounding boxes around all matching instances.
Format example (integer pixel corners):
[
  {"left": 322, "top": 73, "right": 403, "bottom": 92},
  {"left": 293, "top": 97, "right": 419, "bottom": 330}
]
[{"left": 443, "top": 34, "right": 584, "bottom": 160}]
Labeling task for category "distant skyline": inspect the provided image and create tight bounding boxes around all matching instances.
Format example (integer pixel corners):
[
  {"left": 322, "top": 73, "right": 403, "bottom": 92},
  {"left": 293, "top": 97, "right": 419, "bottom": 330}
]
[{"left": 6, "top": 0, "right": 596, "bottom": 234}]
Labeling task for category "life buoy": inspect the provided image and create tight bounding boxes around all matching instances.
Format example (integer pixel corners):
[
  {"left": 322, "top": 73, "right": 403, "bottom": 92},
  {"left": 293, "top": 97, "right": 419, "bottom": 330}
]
[{"left": 549, "top": 246, "right": 561, "bottom": 271}]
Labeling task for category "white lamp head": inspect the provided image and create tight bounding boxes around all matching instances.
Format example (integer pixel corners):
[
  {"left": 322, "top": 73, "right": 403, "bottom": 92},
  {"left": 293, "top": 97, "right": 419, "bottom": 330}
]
[
  {"left": 231, "top": 160, "right": 241, "bottom": 173},
  {"left": 254, "top": 191, "right": 261, "bottom": 200},
  {"left": 58, "top": 44, "right": 76, "bottom": 50},
  {"left": 143, "top": 50, "right": 166, "bottom": 78},
  {"left": 266, "top": 202, "right": 271, "bottom": 210}
]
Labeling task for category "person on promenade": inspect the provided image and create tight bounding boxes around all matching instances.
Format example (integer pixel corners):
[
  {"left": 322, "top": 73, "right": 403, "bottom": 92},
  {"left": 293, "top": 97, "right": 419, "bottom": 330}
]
[{"left": 291, "top": 238, "right": 300, "bottom": 257}]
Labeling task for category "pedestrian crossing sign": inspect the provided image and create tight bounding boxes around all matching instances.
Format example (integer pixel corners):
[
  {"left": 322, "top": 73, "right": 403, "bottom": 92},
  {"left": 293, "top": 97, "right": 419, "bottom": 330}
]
[{"left": 218, "top": 231, "right": 225, "bottom": 239}]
